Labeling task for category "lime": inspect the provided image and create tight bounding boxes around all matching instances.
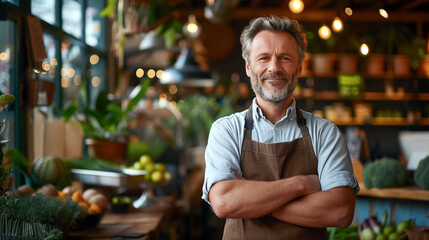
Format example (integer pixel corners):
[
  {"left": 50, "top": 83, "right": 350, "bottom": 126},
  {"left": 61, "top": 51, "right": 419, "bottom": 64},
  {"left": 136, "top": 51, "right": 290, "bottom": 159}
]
[
  {"left": 151, "top": 170, "right": 163, "bottom": 183},
  {"left": 396, "top": 220, "right": 409, "bottom": 233},
  {"left": 139, "top": 155, "right": 153, "bottom": 166},
  {"left": 388, "top": 232, "right": 402, "bottom": 240},
  {"left": 383, "top": 224, "right": 395, "bottom": 236},
  {"left": 376, "top": 234, "right": 387, "bottom": 240}
]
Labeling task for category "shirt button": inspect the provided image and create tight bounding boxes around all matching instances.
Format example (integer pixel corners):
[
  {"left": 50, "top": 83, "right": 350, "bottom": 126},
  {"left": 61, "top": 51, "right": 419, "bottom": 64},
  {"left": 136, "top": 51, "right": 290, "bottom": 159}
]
[{"left": 274, "top": 126, "right": 279, "bottom": 132}]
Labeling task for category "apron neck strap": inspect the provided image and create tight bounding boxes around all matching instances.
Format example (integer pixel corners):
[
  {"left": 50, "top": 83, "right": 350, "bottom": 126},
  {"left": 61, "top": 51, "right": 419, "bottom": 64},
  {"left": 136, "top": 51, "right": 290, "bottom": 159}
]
[
  {"left": 296, "top": 107, "right": 310, "bottom": 137},
  {"left": 244, "top": 104, "right": 310, "bottom": 139}
]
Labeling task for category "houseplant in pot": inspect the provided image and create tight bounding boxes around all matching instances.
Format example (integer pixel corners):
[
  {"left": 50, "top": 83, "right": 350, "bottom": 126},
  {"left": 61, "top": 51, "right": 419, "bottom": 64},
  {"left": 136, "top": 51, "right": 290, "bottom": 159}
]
[
  {"left": 305, "top": 28, "right": 338, "bottom": 77},
  {"left": 62, "top": 79, "right": 150, "bottom": 163}
]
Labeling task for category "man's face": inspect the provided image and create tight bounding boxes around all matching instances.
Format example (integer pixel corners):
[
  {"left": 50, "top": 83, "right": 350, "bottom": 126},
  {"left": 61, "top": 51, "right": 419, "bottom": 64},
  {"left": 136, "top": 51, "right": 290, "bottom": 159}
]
[{"left": 246, "top": 31, "right": 302, "bottom": 103}]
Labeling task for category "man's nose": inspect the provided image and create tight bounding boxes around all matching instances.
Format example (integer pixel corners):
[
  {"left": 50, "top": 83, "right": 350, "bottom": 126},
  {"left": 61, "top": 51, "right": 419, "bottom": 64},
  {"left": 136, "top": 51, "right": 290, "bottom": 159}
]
[{"left": 268, "top": 58, "right": 281, "bottom": 72}]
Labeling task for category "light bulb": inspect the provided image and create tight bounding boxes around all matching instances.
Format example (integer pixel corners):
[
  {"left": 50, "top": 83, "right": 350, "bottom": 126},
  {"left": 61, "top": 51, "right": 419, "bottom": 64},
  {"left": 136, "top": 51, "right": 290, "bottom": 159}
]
[
  {"left": 183, "top": 14, "right": 202, "bottom": 39},
  {"left": 332, "top": 17, "right": 343, "bottom": 32},
  {"left": 379, "top": 9, "right": 388, "bottom": 18},
  {"left": 345, "top": 7, "right": 353, "bottom": 16},
  {"left": 289, "top": 0, "right": 304, "bottom": 14},
  {"left": 318, "top": 25, "right": 331, "bottom": 40},
  {"left": 360, "top": 43, "right": 369, "bottom": 55}
]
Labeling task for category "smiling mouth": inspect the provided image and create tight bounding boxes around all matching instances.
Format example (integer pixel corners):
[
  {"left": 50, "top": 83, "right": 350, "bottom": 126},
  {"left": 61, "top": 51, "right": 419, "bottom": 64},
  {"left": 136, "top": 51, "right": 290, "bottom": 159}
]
[{"left": 265, "top": 79, "right": 285, "bottom": 86}]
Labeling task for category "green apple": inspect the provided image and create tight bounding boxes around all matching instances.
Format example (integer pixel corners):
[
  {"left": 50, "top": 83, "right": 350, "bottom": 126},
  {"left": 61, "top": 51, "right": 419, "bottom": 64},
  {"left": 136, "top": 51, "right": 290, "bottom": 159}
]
[
  {"left": 151, "top": 170, "right": 163, "bottom": 183},
  {"left": 154, "top": 163, "right": 166, "bottom": 172},
  {"left": 164, "top": 171, "right": 173, "bottom": 182},
  {"left": 139, "top": 155, "right": 153, "bottom": 166},
  {"left": 144, "top": 162, "right": 155, "bottom": 173},
  {"left": 132, "top": 161, "right": 143, "bottom": 170}
]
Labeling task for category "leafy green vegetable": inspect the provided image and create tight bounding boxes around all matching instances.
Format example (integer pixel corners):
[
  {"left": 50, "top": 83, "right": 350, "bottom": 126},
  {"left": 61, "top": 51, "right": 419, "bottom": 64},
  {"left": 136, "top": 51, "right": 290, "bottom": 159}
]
[
  {"left": 0, "top": 194, "right": 80, "bottom": 239},
  {"left": 362, "top": 157, "right": 406, "bottom": 189},
  {"left": 414, "top": 155, "right": 429, "bottom": 190},
  {"left": 327, "top": 227, "right": 359, "bottom": 240},
  {"left": 64, "top": 156, "right": 123, "bottom": 171}
]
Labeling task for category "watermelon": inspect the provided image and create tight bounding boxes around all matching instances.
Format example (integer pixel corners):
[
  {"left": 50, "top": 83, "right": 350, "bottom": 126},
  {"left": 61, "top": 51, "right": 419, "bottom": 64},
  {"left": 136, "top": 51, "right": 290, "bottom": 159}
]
[{"left": 32, "top": 156, "right": 71, "bottom": 188}]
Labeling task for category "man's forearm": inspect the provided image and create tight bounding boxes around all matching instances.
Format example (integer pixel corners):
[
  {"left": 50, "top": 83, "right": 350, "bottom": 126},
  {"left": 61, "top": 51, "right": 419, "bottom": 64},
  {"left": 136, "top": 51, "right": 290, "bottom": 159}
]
[
  {"left": 271, "top": 186, "right": 356, "bottom": 228},
  {"left": 209, "top": 175, "right": 320, "bottom": 219}
]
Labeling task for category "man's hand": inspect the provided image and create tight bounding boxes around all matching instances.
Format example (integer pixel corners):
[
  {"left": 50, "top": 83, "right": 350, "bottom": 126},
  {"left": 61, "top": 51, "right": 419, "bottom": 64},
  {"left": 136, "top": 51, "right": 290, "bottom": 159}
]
[{"left": 208, "top": 174, "right": 321, "bottom": 219}]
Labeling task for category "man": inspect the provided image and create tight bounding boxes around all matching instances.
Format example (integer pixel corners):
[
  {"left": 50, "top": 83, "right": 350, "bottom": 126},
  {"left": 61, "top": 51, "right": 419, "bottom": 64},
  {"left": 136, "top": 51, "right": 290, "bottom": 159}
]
[{"left": 202, "top": 16, "right": 359, "bottom": 239}]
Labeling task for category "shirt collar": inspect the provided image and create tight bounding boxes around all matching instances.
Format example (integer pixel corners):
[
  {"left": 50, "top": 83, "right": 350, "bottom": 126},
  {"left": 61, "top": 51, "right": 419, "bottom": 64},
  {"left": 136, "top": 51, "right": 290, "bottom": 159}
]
[{"left": 251, "top": 98, "right": 297, "bottom": 122}]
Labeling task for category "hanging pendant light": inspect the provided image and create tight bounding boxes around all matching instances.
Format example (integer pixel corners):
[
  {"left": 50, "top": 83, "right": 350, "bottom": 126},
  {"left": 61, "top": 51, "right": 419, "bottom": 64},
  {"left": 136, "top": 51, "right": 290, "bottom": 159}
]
[{"left": 159, "top": 47, "right": 216, "bottom": 87}]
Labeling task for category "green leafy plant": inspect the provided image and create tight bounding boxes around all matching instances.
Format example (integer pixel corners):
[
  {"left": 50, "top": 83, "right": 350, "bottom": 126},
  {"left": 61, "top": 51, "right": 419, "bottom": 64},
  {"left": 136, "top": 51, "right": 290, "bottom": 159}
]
[
  {"left": 61, "top": 79, "right": 150, "bottom": 141},
  {"left": 176, "top": 94, "right": 236, "bottom": 146},
  {"left": 0, "top": 93, "right": 15, "bottom": 193},
  {"left": 0, "top": 193, "right": 82, "bottom": 239}
]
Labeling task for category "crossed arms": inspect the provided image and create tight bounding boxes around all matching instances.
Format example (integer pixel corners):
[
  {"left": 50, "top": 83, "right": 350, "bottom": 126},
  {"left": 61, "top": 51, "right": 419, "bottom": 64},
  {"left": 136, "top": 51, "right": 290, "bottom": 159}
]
[{"left": 208, "top": 175, "right": 356, "bottom": 228}]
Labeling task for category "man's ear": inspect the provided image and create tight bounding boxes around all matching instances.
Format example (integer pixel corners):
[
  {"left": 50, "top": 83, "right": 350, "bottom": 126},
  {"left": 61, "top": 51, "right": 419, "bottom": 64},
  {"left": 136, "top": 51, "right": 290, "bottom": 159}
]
[
  {"left": 297, "top": 63, "right": 302, "bottom": 77},
  {"left": 245, "top": 62, "right": 251, "bottom": 77}
]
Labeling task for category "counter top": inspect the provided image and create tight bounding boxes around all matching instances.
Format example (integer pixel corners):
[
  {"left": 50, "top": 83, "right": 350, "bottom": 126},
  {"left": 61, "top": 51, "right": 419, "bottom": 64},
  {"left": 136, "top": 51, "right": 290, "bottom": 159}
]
[
  {"left": 358, "top": 182, "right": 429, "bottom": 201},
  {"left": 69, "top": 196, "right": 176, "bottom": 240}
]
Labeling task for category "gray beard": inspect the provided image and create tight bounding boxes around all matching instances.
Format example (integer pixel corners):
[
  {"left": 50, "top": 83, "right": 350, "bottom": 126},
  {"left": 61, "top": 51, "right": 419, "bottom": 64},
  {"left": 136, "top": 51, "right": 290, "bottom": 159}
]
[{"left": 250, "top": 69, "right": 298, "bottom": 104}]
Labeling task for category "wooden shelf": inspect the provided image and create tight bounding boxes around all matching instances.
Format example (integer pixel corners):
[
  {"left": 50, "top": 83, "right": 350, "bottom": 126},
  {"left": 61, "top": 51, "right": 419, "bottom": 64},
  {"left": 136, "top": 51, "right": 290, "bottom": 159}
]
[
  {"left": 358, "top": 183, "right": 429, "bottom": 201},
  {"left": 417, "top": 93, "right": 429, "bottom": 100},
  {"left": 297, "top": 91, "right": 416, "bottom": 101},
  {"left": 363, "top": 92, "right": 414, "bottom": 101},
  {"left": 332, "top": 118, "right": 429, "bottom": 126}
]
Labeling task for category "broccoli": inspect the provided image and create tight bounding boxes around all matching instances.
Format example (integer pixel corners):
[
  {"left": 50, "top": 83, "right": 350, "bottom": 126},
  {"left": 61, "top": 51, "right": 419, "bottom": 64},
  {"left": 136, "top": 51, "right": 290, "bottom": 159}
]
[
  {"left": 414, "top": 155, "right": 429, "bottom": 190},
  {"left": 362, "top": 157, "right": 406, "bottom": 189}
]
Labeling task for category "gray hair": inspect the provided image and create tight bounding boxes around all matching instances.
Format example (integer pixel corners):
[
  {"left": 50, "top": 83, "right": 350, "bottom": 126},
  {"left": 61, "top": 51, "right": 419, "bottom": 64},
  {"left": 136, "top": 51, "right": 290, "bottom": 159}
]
[{"left": 240, "top": 16, "right": 307, "bottom": 64}]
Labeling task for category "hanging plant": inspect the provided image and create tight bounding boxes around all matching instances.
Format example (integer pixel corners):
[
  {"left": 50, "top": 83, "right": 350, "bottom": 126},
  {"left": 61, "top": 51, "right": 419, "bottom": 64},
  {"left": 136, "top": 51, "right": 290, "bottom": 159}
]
[{"left": 100, "top": 0, "right": 184, "bottom": 67}]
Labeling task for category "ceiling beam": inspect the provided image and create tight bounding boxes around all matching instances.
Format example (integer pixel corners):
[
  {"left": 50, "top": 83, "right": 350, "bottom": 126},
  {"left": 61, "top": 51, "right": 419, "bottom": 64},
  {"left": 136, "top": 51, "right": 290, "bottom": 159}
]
[
  {"left": 250, "top": 0, "right": 264, "bottom": 8},
  {"left": 400, "top": 0, "right": 429, "bottom": 10},
  {"left": 177, "top": 8, "right": 429, "bottom": 23}
]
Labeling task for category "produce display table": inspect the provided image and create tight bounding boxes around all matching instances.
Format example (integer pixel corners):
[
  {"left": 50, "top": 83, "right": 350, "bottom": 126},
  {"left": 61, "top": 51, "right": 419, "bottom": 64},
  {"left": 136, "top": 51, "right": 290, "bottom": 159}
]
[
  {"left": 69, "top": 196, "right": 177, "bottom": 240},
  {"left": 355, "top": 182, "right": 429, "bottom": 227}
]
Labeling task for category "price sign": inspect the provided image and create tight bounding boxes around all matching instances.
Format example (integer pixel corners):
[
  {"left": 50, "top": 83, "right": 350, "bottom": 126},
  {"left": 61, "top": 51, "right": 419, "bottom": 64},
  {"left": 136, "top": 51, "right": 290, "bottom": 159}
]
[{"left": 338, "top": 74, "right": 363, "bottom": 98}]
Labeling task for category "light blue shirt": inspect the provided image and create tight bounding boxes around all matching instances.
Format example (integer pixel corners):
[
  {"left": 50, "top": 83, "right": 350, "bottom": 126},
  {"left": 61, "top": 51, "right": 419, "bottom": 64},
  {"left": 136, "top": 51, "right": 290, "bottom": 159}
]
[{"left": 202, "top": 98, "right": 359, "bottom": 204}]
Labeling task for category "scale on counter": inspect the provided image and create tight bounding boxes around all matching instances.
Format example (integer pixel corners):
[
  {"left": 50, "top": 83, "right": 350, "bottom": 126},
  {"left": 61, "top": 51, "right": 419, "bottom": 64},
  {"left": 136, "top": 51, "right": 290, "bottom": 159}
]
[{"left": 399, "top": 131, "right": 429, "bottom": 170}]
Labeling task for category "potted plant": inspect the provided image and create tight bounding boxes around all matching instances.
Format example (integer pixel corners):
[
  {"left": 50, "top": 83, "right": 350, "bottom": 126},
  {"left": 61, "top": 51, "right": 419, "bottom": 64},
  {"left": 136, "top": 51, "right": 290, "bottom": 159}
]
[
  {"left": 336, "top": 23, "right": 361, "bottom": 74},
  {"left": 100, "top": 0, "right": 183, "bottom": 67},
  {"left": 305, "top": 28, "right": 338, "bottom": 77},
  {"left": 62, "top": 79, "right": 150, "bottom": 163}
]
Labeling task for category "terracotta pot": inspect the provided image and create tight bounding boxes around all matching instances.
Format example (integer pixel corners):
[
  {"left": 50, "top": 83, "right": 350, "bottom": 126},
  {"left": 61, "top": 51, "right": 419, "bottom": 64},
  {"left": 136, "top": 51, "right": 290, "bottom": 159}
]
[
  {"left": 338, "top": 54, "right": 359, "bottom": 74},
  {"left": 312, "top": 53, "right": 337, "bottom": 76},
  {"left": 85, "top": 139, "right": 127, "bottom": 163},
  {"left": 366, "top": 54, "right": 386, "bottom": 77},
  {"left": 301, "top": 53, "right": 311, "bottom": 77},
  {"left": 417, "top": 55, "right": 429, "bottom": 78},
  {"left": 393, "top": 54, "right": 411, "bottom": 77}
]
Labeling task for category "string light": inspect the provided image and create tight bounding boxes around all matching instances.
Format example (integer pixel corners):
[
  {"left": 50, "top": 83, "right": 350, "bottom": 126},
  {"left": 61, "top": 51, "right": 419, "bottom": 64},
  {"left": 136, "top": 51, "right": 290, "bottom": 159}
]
[
  {"left": 379, "top": 9, "right": 388, "bottom": 18},
  {"left": 90, "top": 54, "right": 99, "bottom": 65},
  {"left": 183, "top": 14, "right": 202, "bottom": 39},
  {"left": 147, "top": 69, "right": 156, "bottom": 78},
  {"left": 345, "top": 7, "right": 353, "bottom": 16},
  {"left": 332, "top": 17, "right": 343, "bottom": 32},
  {"left": 318, "top": 25, "right": 331, "bottom": 40},
  {"left": 360, "top": 43, "right": 369, "bottom": 56},
  {"left": 136, "top": 68, "right": 144, "bottom": 78},
  {"left": 288, "top": 0, "right": 304, "bottom": 14}
]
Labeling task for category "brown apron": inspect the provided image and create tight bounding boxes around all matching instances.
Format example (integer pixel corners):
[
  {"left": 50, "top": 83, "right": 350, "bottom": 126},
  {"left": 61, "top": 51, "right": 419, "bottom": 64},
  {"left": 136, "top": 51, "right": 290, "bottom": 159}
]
[{"left": 222, "top": 106, "right": 327, "bottom": 240}]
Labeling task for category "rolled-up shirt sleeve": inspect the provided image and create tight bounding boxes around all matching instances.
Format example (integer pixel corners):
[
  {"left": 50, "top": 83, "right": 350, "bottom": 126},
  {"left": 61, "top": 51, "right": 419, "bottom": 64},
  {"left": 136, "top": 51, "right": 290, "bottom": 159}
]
[
  {"left": 312, "top": 118, "right": 360, "bottom": 194},
  {"left": 202, "top": 116, "right": 244, "bottom": 204}
]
